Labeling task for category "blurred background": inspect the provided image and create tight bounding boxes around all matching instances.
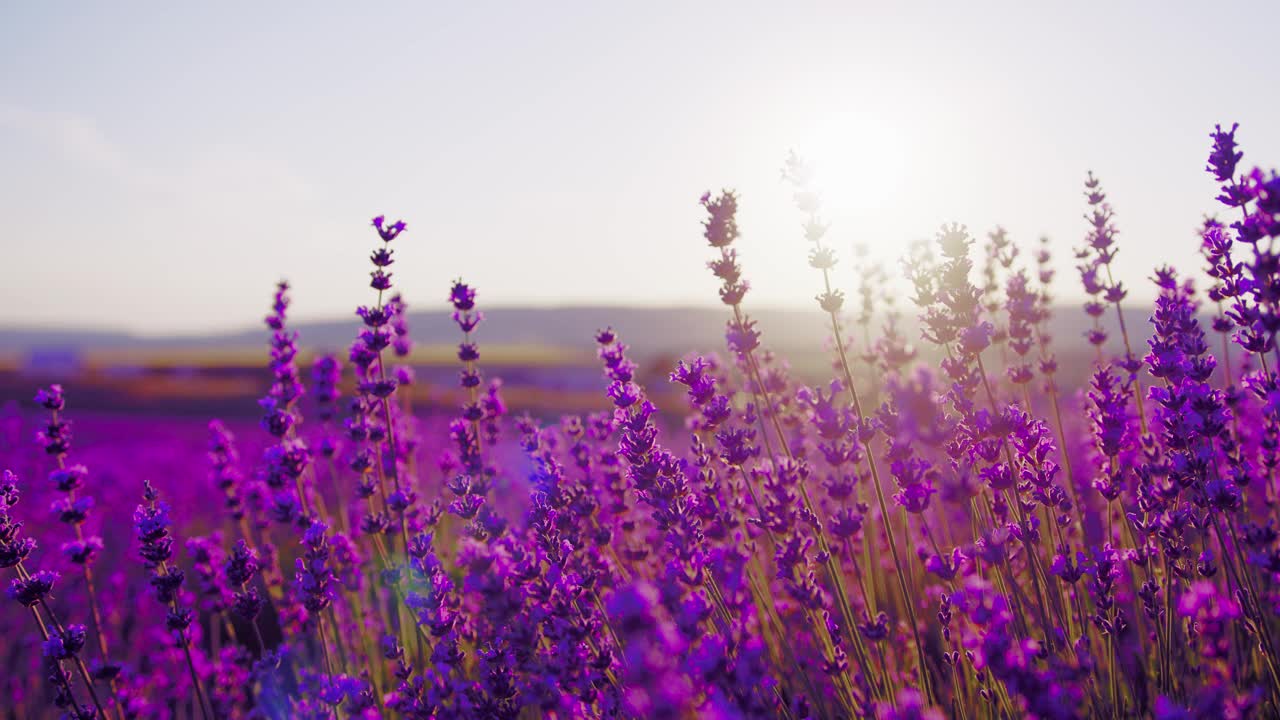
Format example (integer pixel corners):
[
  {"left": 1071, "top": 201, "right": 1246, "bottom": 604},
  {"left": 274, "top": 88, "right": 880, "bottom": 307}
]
[{"left": 2, "top": 1, "right": 1279, "bottom": 416}]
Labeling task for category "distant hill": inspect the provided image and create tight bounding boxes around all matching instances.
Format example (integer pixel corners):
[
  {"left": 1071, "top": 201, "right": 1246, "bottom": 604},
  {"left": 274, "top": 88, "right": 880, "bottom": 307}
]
[
  {"left": 0, "top": 304, "right": 1161, "bottom": 359},
  {"left": 0, "top": 304, "right": 1186, "bottom": 415}
]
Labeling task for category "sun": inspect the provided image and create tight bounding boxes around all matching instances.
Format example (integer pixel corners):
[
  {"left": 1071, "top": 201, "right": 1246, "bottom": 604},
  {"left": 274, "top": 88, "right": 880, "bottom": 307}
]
[
  {"left": 781, "top": 109, "right": 916, "bottom": 281},
  {"left": 790, "top": 110, "right": 911, "bottom": 218}
]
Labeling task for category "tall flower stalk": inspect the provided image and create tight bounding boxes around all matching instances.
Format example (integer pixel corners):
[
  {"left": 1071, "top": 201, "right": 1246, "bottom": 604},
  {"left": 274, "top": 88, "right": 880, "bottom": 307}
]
[
  {"left": 1078, "top": 173, "right": 1148, "bottom": 435},
  {"left": 353, "top": 215, "right": 411, "bottom": 554},
  {"left": 781, "top": 155, "right": 938, "bottom": 704},
  {"left": 699, "top": 188, "right": 875, "bottom": 713},
  {"left": 134, "top": 480, "right": 212, "bottom": 720},
  {"left": 33, "top": 386, "right": 122, "bottom": 716}
]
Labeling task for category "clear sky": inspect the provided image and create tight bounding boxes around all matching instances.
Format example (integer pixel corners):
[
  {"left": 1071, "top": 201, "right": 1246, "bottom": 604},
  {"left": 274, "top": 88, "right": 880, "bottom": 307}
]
[{"left": 2, "top": 2, "right": 1277, "bottom": 334}]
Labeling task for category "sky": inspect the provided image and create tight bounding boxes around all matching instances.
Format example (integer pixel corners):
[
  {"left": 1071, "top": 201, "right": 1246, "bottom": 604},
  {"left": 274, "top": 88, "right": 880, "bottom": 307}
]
[{"left": 1, "top": 2, "right": 1278, "bottom": 335}]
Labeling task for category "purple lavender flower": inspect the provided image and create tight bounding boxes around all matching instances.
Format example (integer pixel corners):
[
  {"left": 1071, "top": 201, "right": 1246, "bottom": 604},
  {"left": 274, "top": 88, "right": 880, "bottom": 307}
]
[
  {"left": 294, "top": 521, "right": 335, "bottom": 614},
  {"left": 7, "top": 569, "right": 57, "bottom": 606}
]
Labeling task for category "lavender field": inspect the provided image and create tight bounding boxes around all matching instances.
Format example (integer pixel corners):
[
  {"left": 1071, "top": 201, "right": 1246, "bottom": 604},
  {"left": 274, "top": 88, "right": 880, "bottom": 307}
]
[
  {"left": 10, "top": 3, "right": 1280, "bottom": 717},
  {"left": 0, "top": 123, "right": 1278, "bottom": 719}
]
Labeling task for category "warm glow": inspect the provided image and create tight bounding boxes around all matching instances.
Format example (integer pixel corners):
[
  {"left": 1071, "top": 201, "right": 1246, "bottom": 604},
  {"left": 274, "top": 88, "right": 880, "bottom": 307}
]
[{"left": 793, "top": 109, "right": 913, "bottom": 222}]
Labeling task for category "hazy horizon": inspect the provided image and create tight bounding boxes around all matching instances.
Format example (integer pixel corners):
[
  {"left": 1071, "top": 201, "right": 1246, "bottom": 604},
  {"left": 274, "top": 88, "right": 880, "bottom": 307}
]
[{"left": 4, "top": 2, "right": 1278, "bottom": 333}]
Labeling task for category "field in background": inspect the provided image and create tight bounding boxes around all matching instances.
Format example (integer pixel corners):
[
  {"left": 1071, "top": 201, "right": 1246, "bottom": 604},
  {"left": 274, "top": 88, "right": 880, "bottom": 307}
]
[{"left": 0, "top": 303, "right": 1149, "bottom": 419}]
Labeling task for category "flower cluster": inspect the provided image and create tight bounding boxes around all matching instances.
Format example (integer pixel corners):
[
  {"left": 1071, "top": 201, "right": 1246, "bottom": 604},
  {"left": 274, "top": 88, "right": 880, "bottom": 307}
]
[{"left": 5, "top": 122, "right": 1280, "bottom": 720}]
